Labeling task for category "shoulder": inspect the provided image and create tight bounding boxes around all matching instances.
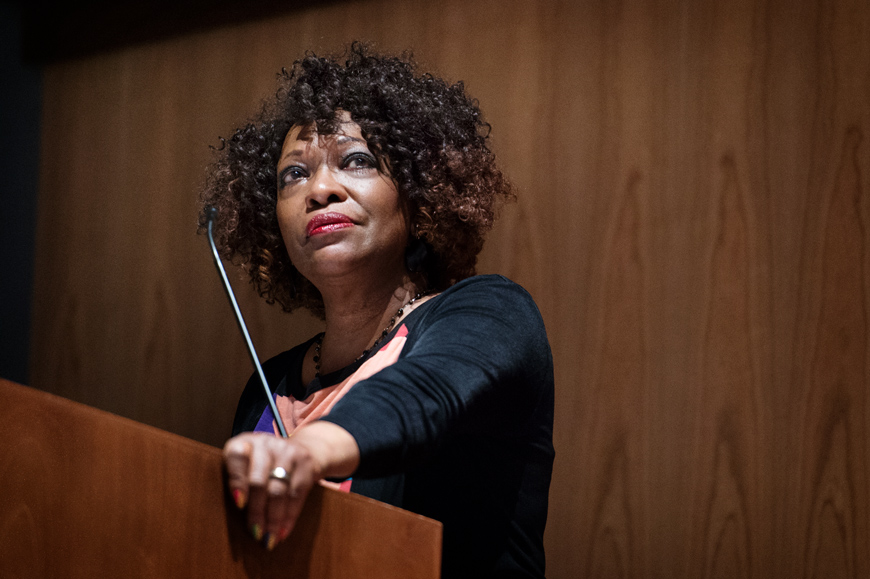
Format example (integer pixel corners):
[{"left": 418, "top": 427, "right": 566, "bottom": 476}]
[
  {"left": 261, "top": 338, "right": 314, "bottom": 382},
  {"left": 434, "top": 274, "right": 538, "bottom": 306},
  {"left": 240, "top": 338, "right": 313, "bottom": 404},
  {"left": 404, "top": 275, "right": 550, "bottom": 364},
  {"left": 425, "top": 275, "right": 545, "bottom": 327},
  {"left": 232, "top": 336, "right": 316, "bottom": 435},
  {"left": 442, "top": 273, "right": 529, "bottom": 295}
]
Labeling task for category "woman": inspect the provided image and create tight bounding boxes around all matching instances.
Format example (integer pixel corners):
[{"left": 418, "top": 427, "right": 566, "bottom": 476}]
[{"left": 201, "top": 43, "right": 554, "bottom": 578}]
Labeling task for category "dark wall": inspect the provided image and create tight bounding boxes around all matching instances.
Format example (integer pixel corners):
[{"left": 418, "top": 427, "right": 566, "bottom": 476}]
[
  {"left": 0, "top": 2, "right": 41, "bottom": 384},
  {"left": 0, "top": 0, "right": 329, "bottom": 384},
  {"left": 19, "top": 0, "right": 339, "bottom": 64},
  {"left": 16, "top": 2, "right": 870, "bottom": 576}
]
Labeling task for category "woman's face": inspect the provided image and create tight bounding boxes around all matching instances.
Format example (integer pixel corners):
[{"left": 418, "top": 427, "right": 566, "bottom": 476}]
[{"left": 275, "top": 116, "right": 410, "bottom": 284}]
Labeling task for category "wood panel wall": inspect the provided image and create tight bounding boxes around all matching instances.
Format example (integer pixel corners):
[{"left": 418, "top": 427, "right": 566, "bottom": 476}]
[{"left": 29, "top": 0, "right": 869, "bottom": 577}]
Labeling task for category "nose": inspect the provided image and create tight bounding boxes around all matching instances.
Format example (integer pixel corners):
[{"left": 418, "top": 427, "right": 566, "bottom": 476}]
[{"left": 305, "top": 165, "right": 347, "bottom": 209}]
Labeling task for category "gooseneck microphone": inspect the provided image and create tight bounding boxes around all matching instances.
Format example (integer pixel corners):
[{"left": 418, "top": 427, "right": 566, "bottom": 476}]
[{"left": 205, "top": 206, "right": 289, "bottom": 438}]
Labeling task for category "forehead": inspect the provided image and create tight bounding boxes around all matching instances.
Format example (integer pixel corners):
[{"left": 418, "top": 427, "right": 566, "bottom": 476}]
[
  {"left": 283, "top": 126, "right": 362, "bottom": 148},
  {"left": 281, "top": 112, "right": 367, "bottom": 153}
]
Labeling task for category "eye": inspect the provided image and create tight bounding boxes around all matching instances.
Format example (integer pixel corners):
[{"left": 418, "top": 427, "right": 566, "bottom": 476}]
[
  {"left": 344, "top": 152, "right": 377, "bottom": 171},
  {"left": 279, "top": 165, "right": 308, "bottom": 186}
]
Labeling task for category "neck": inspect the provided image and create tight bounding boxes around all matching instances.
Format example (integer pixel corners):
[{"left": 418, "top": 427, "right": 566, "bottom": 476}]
[{"left": 315, "top": 270, "right": 423, "bottom": 375}]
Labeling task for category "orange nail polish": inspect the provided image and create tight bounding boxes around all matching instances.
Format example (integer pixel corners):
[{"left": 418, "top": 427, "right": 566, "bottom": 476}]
[{"left": 265, "top": 533, "right": 278, "bottom": 551}]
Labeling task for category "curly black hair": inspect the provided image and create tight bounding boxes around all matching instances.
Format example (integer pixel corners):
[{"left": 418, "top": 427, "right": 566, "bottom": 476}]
[{"left": 200, "top": 42, "right": 513, "bottom": 316}]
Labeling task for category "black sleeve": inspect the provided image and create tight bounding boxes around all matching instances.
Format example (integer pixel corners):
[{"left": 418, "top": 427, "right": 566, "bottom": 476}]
[{"left": 319, "top": 275, "right": 553, "bottom": 477}]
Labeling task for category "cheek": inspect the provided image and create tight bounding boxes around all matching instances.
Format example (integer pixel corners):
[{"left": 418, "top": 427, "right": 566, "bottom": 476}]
[
  {"left": 381, "top": 200, "right": 410, "bottom": 247},
  {"left": 275, "top": 202, "right": 302, "bottom": 257},
  {"left": 275, "top": 198, "right": 299, "bottom": 233},
  {"left": 377, "top": 183, "right": 408, "bottom": 234},
  {"left": 275, "top": 205, "right": 290, "bottom": 242}
]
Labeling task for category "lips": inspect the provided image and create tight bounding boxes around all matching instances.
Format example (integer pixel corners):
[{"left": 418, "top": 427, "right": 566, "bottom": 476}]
[{"left": 306, "top": 212, "right": 355, "bottom": 237}]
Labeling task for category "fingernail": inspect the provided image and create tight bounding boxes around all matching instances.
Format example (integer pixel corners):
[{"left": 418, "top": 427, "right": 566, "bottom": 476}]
[
  {"left": 279, "top": 527, "right": 290, "bottom": 541},
  {"left": 232, "top": 489, "right": 247, "bottom": 509},
  {"left": 265, "top": 532, "right": 278, "bottom": 551},
  {"left": 250, "top": 523, "right": 263, "bottom": 541}
]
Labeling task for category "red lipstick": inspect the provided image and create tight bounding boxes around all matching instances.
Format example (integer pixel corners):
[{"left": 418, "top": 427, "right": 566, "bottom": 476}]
[{"left": 306, "top": 212, "right": 355, "bottom": 237}]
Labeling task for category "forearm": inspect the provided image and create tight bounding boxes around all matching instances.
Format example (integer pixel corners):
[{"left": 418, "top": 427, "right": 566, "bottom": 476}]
[{"left": 291, "top": 420, "right": 360, "bottom": 480}]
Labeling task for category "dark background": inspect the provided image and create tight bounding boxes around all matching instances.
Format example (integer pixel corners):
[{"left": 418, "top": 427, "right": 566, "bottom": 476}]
[
  {"left": 0, "top": 0, "right": 327, "bottom": 384},
  {"left": 1, "top": 2, "right": 40, "bottom": 385}
]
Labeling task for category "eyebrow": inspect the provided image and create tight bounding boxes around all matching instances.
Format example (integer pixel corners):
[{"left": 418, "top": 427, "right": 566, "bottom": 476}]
[
  {"left": 287, "top": 133, "right": 365, "bottom": 146},
  {"left": 280, "top": 149, "right": 306, "bottom": 160},
  {"left": 335, "top": 135, "right": 366, "bottom": 145}
]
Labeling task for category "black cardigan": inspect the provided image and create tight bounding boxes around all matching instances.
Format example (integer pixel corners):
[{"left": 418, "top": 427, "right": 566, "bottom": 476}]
[{"left": 232, "top": 275, "right": 555, "bottom": 578}]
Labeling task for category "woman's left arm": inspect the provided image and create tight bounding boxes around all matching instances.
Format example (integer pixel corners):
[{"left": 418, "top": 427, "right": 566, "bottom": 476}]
[{"left": 321, "top": 275, "right": 553, "bottom": 476}]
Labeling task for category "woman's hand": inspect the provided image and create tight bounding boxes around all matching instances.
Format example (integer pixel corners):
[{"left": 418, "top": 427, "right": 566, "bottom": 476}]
[
  {"left": 223, "top": 432, "right": 319, "bottom": 549},
  {"left": 223, "top": 421, "right": 360, "bottom": 549}
]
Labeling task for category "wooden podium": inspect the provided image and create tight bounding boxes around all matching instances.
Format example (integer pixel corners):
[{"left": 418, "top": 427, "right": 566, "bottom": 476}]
[{"left": 0, "top": 379, "right": 442, "bottom": 578}]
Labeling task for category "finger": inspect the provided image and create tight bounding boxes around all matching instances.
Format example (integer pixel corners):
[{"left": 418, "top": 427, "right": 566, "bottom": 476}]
[
  {"left": 276, "top": 449, "right": 317, "bottom": 540},
  {"left": 263, "top": 470, "right": 291, "bottom": 549},
  {"left": 245, "top": 436, "right": 278, "bottom": 540},
  {"left": 223, "top": 437, "right": 253, "bottom": 510},
  {"left": 287, "top": 450, "right": 316, "bottom": 502},
  {"left": 281, "top": 492, "right": 308, "bottom": 541}
]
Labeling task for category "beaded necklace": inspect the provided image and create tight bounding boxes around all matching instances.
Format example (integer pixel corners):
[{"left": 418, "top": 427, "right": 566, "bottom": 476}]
[{"left": 313, "top": 290, "right": 428, "bottom": 377}]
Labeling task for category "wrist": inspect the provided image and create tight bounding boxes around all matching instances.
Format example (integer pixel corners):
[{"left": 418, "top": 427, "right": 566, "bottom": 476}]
[{"left": 291, "top": 421, "right": 360, "bottom": 480}]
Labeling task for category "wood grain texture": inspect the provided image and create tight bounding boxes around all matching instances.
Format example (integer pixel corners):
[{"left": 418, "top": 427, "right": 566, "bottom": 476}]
[
  {"left": 26, "top": 0, "right": 870, "bottom": 577},
  {"left": 0, "top": 379, "right": 441, "bottom": 578}
]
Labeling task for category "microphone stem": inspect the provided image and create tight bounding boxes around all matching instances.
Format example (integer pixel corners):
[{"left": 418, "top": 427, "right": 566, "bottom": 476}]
[{"left": 207, "top": 217, "right": 289, "bottom": 439}]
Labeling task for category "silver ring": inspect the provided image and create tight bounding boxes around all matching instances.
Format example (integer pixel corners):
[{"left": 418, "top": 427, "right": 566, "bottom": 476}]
[{"left": 269, "top": 466, "right": 290, "bottom": 482}]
